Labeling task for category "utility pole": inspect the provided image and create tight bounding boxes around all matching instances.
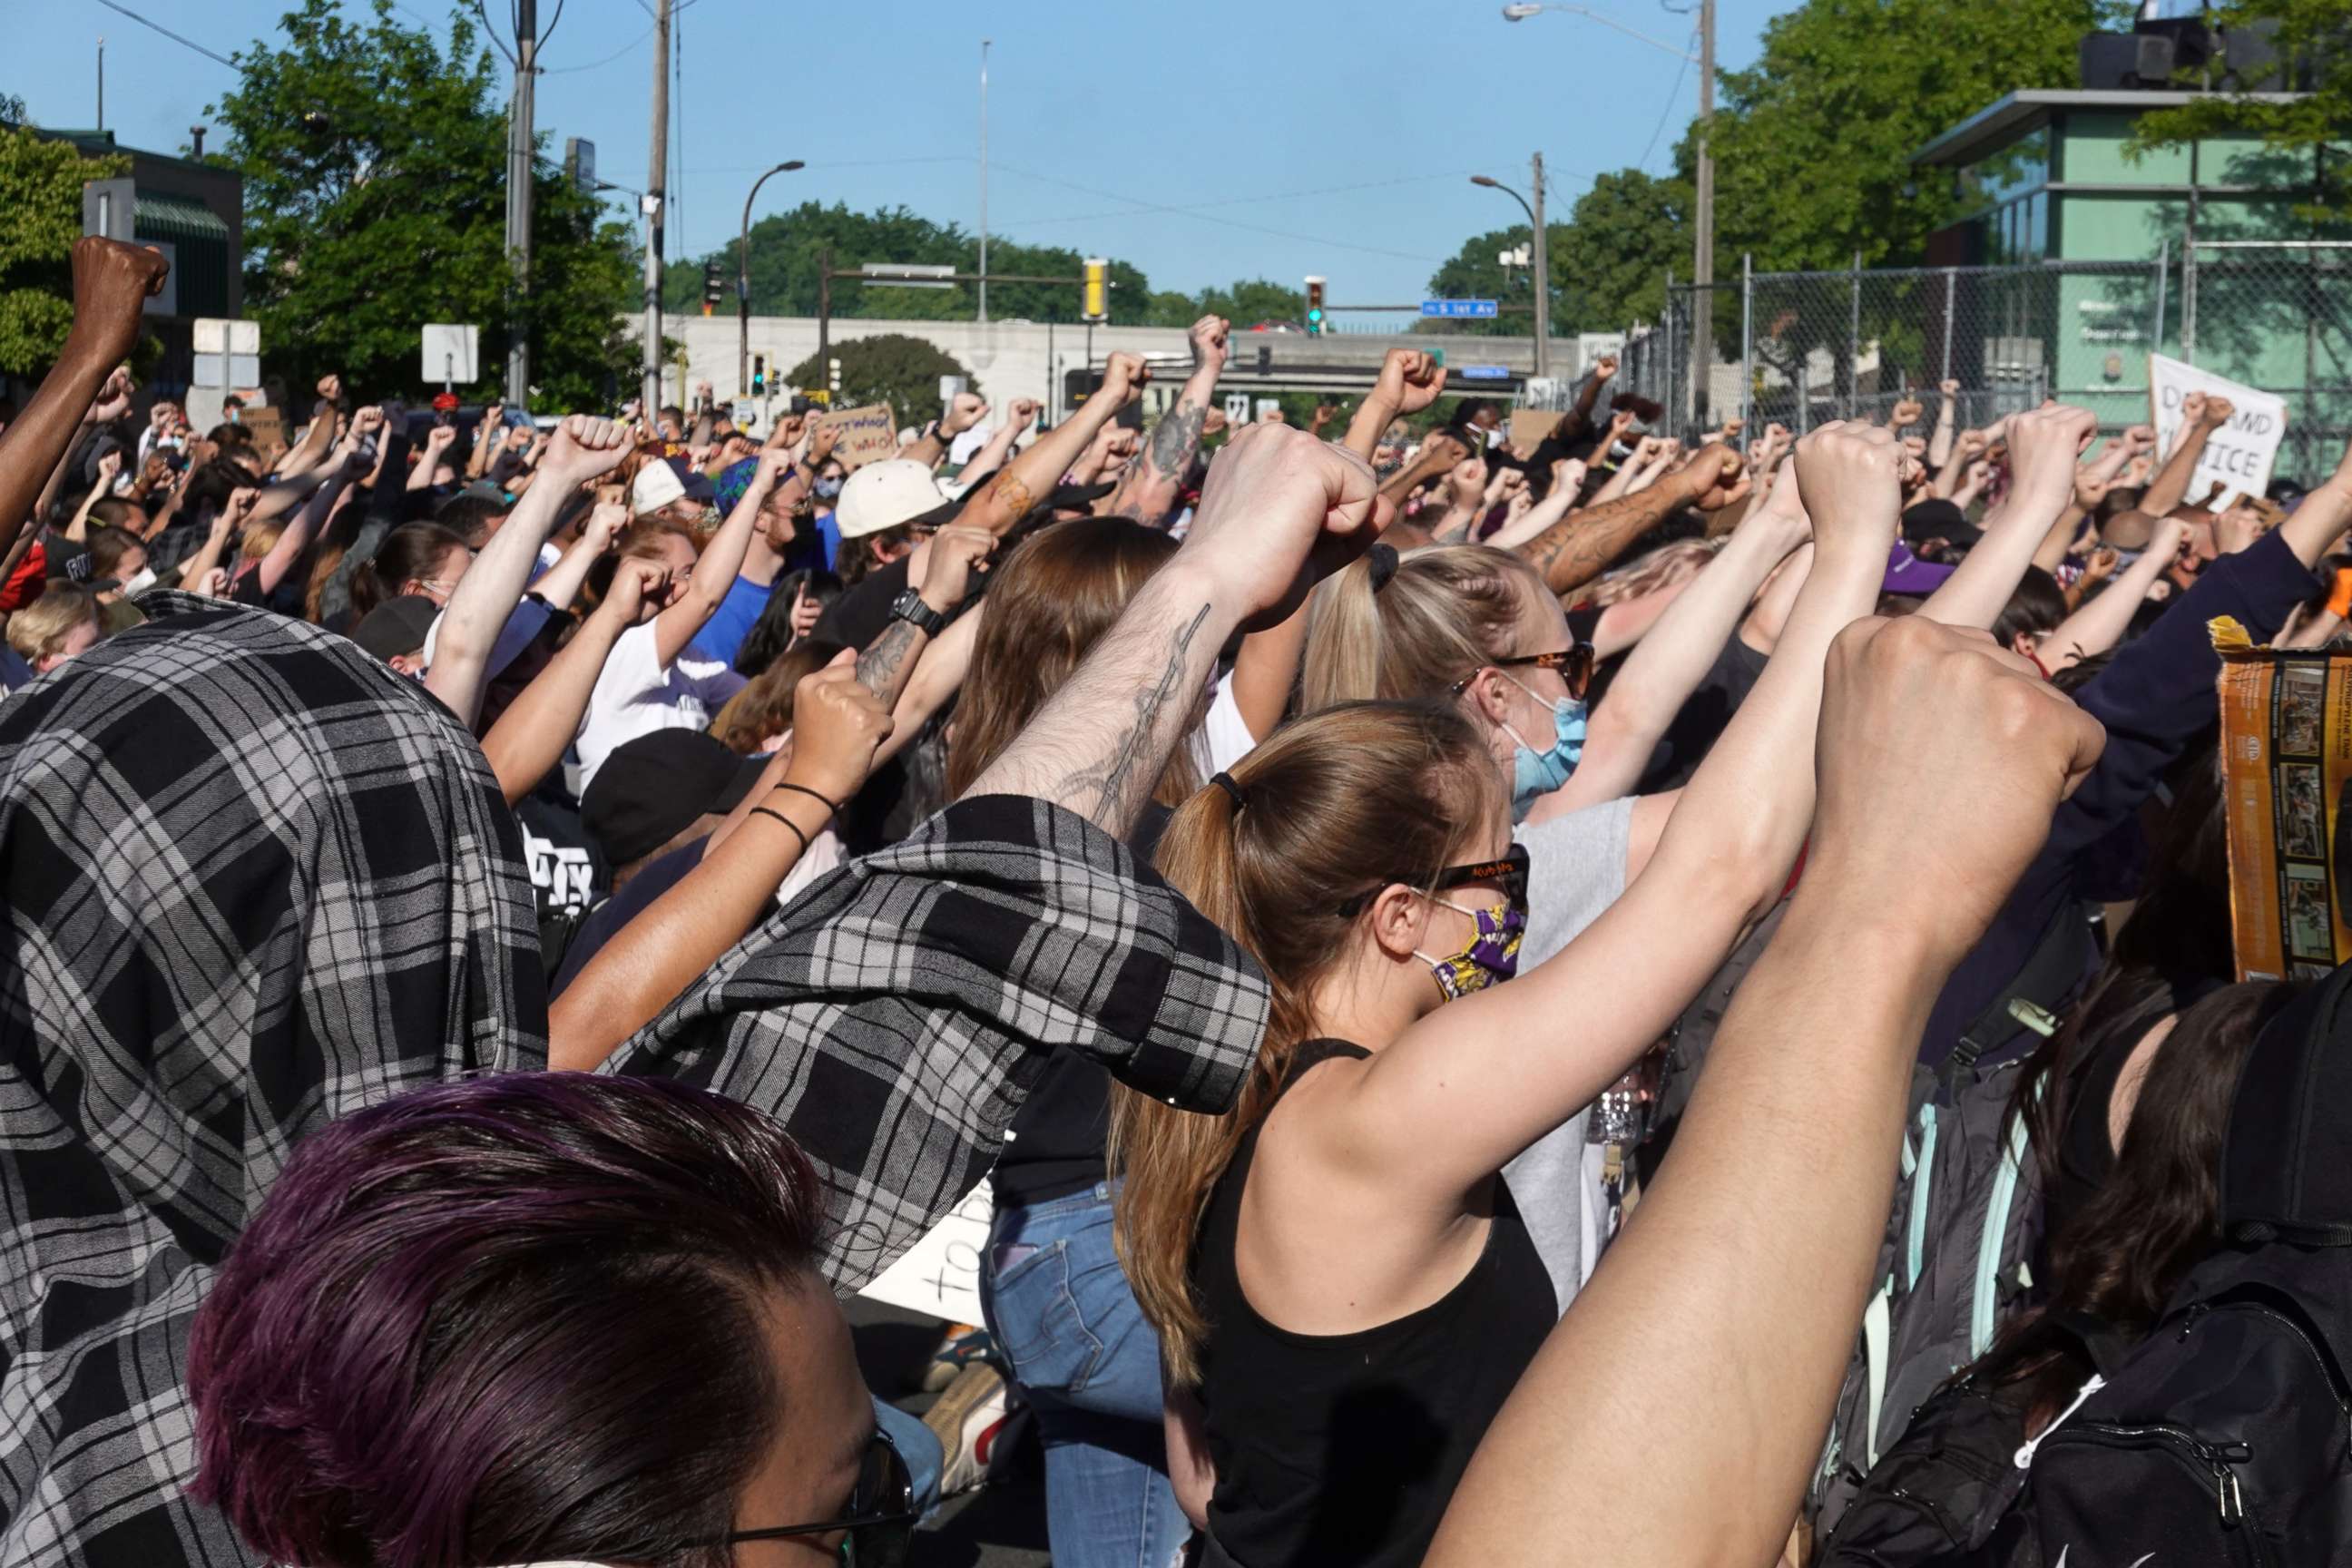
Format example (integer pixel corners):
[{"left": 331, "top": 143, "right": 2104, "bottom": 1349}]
[
  {"left": 505, "top": 0, "right": 537, "bottom": 407},
  {"left": 1529, "top": 151, "right": 1550, "bottom": 379},
  {"left": 977, "top": 39, "right": 991, "bottom": 325},
  {"left": 641, "top": 0, "right": 669, "bottom": 415},
  {"left": 1690, "top": 0, "right": 1716, "bottom": 423},
  {"left": 96, "top": 37, "right": 103, "bottom": 132}
]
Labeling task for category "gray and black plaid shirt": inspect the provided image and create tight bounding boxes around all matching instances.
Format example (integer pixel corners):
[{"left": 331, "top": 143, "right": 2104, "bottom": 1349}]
[{"left": 0, "top": 597, "right": 1268, "bottom": 1566}]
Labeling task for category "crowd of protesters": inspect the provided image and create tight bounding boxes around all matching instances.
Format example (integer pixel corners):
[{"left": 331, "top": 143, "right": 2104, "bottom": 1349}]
[{"left": 5, "top": 234, "right": 2352, "bottom": 1568}]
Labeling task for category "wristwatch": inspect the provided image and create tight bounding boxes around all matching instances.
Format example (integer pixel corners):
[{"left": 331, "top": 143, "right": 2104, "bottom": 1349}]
[{"left": 889, "top": 589, "right": 946, "bottom": 635}]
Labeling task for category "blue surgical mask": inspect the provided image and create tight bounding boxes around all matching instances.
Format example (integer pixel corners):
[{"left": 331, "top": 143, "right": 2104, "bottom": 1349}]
[
  {"left": 814, "top": 476, "right": 844, "bottom": 500},
  {"left": 1502, "top": 674, "right": 1588, "bottom": 818}
]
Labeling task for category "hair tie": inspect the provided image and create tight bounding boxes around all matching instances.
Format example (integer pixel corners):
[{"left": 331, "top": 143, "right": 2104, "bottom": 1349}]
[
  {"left": 1367, "top": 543, "right": 1400, "bottom": 594},
  {"left": 1210, "top": 771, "right": 1248, "bottom": 811}
]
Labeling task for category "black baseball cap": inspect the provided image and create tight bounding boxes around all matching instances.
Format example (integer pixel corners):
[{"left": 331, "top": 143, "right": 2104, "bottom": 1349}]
[
  {"left": 580, "top": 730, "right": 766, "bottom": 867},
  {"left": 352, "top": 595, "right": 440, "bottom": 662}
]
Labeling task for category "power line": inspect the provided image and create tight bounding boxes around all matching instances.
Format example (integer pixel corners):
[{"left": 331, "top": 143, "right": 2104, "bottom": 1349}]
[
  {"left": 1638, "top": 29, "right": 1699, "bottom": 172},
  {"left": 540, "top": 20, "right": 652, "bottom": 74},
  {"left": 88, "top": 0, "right": 240, "bottom": 71}
]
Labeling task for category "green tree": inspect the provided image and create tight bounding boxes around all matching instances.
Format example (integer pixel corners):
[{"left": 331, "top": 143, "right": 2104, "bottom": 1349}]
[
  {"left": 1709, "top": 0, "right": 2116, "bottom": 272},
  {"left": 1188, "top": 279, "right": 1307, "bottom": 328},
  {"left": 1424, "top": 170, "right": 1693, "bottom": 338},
  {"left": 783, "top": 333, "right": 975, "bottom": 427},
  {"left": 2132, "top": 0, "right": 2352, "bottom": 224},
  {"left": 211, "top": 0, "right": 637, "bottom": 409},
  {"left": 0, "top": 126, "right": 129, "bottom": 375}
]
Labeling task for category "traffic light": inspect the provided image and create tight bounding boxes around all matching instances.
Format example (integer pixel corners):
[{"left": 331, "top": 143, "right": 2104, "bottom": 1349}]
[
  {"left": 1083, "top": 257, "right": 1108, "bottom": 323},
  {"left": 701, "top": 260, "right": 723, "bottom": 316},
  {"left": 751, "top": 355, "right": 766, "bottom": 396},
  {"left": 1305, "top": 275, "right": 1326, "bottom": 335}
]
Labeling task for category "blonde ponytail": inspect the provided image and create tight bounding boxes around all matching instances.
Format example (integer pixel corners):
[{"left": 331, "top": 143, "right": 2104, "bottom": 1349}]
[{"left": 1298, "top": 544, "right": 1545, "bottom": 715}]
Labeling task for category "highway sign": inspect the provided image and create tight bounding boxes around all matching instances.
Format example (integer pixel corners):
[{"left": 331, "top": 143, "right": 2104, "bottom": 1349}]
[
  {"left": 864, "top": 262, "right": 956, "bottom": 289},
  {"left": 1458, "top": 365, "right": 1510, "bottom": 380},
  {"left": 1421, "top": 299, "right": 1499, "bottom": 319}
]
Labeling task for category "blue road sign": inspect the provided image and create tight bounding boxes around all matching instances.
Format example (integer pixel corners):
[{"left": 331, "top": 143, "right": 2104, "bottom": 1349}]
[
  {"left": 1459, "top": 366, "right": 1510, "bottom": 380},
  {"left": 1420, "top": 299, "right": 1499, "bottom": 319}
]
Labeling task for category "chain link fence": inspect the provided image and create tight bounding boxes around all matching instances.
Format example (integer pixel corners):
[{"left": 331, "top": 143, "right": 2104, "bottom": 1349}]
[{"left": 1616, "top": 242, "right": 2352, "bottom": 490}]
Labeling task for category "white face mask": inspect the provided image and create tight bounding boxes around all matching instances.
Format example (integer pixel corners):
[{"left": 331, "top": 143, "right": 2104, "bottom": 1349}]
[{"left": 119, "top": 566, "right": 157, "bottom": 597}]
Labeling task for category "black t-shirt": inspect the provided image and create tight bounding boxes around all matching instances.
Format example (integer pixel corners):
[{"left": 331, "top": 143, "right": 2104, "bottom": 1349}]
[
  {"left": 548, "top": 838, "right": 700, "bottom": 999},
  {"left": 1638, "top": 631, "right": 1770, "bottom": 793},
  {"left": 813, "top": 556, "right": 914, "bottom": 652},
  {"left": 990, "top": 804, "right": 1173, "bottom": 1206}
]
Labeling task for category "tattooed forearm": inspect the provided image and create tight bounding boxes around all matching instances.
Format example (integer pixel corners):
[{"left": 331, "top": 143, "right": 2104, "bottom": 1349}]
[
  {"left": 1149, "top": 402, "right": 1207, "bottom": 483},
  {"left": 1514, "top": 484, "right": 1687, "bottom": 594},
  {"left": 989, "top": 471, "right": 1035, "bottom": 524},
  {"left": 855, "top": 617, "right": 926, "bottom": 709},
  {"left": 1045, "top": 603, "right": 1212, "bottom": 830}
]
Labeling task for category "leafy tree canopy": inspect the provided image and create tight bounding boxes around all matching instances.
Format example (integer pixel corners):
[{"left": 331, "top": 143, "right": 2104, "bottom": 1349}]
[
  {"left": 211, "top": 0, "right": 637, "bottom": 410},
  {"left": 2132, "top": 0, "right": 2352, "bottom": 225},
  {"left": 782, "top": 332, "right": 975, "bottom": 428},
  {"left": 0, "top": 126, "right": 129, "bottom": 376}
]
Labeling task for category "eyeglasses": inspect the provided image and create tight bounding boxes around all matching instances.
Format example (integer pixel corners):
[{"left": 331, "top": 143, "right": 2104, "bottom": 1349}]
[
  {"left": 684, "top": 1428, "right": 916, "bottom": 1565},
  {"left": 1448, "top": 644, "right": 1596, "bottom": 700},
  {"left": 1339, "top": 842, "right": 1530, "bottom": 917}
]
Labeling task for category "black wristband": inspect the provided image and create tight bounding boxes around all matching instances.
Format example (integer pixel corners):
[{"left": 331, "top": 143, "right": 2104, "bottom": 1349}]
[
  {"left": 750, "top": 806, "right": 812, "bottom": 856},
  {"left": 770, "top": 780, "right": 843, "bottom": 817}
]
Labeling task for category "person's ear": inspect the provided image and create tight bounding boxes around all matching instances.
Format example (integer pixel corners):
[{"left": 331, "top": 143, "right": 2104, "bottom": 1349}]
[
  {"left": 1364, "top": 882, "right": 1432, "bottom": 965},
  {"left": 1463, "top": 669, "right": 1517, "bottom": 732},
  {"left": 2010, "top": 632, "right": 2039, "bottom": 660}
]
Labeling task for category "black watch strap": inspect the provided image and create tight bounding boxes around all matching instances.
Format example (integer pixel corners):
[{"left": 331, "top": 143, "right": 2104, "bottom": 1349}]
[{"left": 889, "top": 589, "right": 946, "bottom": 635}]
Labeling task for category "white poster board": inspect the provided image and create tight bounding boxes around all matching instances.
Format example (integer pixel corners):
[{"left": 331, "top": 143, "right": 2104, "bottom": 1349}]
[
  {"left": 858, "top": 1184, "right": 991, "bottom": 1324},
  {"left": 2148, "top": 354, "right": 2288, "bottom": 505}
]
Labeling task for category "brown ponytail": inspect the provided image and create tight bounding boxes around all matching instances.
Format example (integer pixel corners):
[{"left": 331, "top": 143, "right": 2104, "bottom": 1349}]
[
  {"left": 1109, "top": 699, "right": 1501, "bottom": 1385},
  {"left": 1299, "top": 544, "right": 1546, "bottom": 712}
]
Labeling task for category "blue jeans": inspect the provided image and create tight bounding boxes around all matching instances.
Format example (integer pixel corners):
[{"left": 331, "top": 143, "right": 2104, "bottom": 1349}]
[
  {"left": 872, "top": 1396, "right": 942, "bottom": 1520},
  {"left": 982, "top": 1182, "right": 1191, "bottom": 1568}
]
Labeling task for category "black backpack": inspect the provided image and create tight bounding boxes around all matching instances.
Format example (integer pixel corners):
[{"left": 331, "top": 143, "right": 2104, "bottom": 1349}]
[{"left": 1820, "top": 965, "right": 2352, "bottom": 1568}]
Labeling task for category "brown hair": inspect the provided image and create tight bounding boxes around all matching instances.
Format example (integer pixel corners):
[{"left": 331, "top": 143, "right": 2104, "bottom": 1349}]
[
  {"left": 707, "top": 638, "right": 847, "bottom": 755},
  {"left": 349, "top": 524, "right": 468, "bottom": 620},
  {"left": 1573, "top": 537, "right": 1722, "bottom": 610},
  {"left": 8, "top": 583, "right": 100, "bottom": 665},
  {"left": 946, "top": 518, "right": 1194, "bottom": 804},
  {"left": 1299, "top": 544, "right": 1549, "bottom": 713},
  {"left": 834, "top": 526, "right": 912, "bottom": 588},
  {"left": 1109, "top": 700, "right": 1502, "bottom": 1384}
]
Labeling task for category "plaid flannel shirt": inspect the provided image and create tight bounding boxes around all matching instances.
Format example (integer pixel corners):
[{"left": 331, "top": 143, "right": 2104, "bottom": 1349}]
[{"left": 3, "top": 597, "right": 1269, "bottom": 1565}]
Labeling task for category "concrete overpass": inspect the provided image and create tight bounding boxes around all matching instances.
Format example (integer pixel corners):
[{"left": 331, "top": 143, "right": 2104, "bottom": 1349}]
[{"left": 634, "top": 312, "right": 1622, "bottom": 426}]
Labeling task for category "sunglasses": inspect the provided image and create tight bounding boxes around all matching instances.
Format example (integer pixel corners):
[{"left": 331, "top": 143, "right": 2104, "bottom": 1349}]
[
  {"left": 1449, "top": 644, "right": 1596, "bottom": 700},
  {"left": 686, "top": 1428, "right": 916, "bottom": 1566},
  {"left": 1339, "top": 842, "right": 1530, "bottom": 917}
]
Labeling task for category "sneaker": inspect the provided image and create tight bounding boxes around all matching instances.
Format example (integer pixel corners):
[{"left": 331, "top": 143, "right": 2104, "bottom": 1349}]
[
  {"left": 919, "top": 1322, "right": 997, "bottom": 1393},
  {"left": 923, "top": 1361, "right": 1014, "bottom": 1497}
]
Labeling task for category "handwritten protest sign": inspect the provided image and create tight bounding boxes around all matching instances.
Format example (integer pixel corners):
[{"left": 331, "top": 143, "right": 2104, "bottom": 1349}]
[
  {"left": 858, "top": 1183, "right": 990, "bottom": 1324},
  {"left": 812, "top": 402, "right": 898, "bottom": 468},
  {"left": 2148, "top": 354, "right": 2287, "bottom": 505},
  {"left": 1509, "top": 408, "right": 1565, "bottom": 450}
]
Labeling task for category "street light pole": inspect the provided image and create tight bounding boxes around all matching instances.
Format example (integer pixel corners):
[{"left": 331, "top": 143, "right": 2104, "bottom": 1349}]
[
  {"left": 978, "top": 39, "right": 991, "bottom": 326},
  {"left": 505, "top": 0, "right": 537, "bottom": 407},
  {"left": 1469, "top": 172, "right": 1548, "bottom": 378},
  {"left": 738, "top": 160, "right": 805, "bottom": 399},
  {"left": 641, "top": 0, "right": 669, "bottom": 415}
]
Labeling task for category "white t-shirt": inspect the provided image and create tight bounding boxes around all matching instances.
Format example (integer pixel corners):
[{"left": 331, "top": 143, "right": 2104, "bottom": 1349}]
[
  {"left": 574, "top": 622, "right": 740, "bottom": 792},
  {"left": 1194, "top": 669, "right": 1260, "bottom": 778}
]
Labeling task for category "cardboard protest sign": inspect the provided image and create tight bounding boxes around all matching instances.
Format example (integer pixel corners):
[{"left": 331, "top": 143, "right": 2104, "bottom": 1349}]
[
  {"left": 1510, "top": 408, "right": 1565, "bottom": 451},
  {"left": 857, "top": 1183, "right": 989, "bottom": 1324},
  {"left": 2148, "top": 355, "right": 2288, "bottom": 506},
  {"left": 811, "top": 402, "right": 897, "bottom": 467},
  {"left": 2214, "top": 616, "right": 2352, "bottom": 981},
  {"left": 239, "top": 406, "right": 286, "bottom": 454}
]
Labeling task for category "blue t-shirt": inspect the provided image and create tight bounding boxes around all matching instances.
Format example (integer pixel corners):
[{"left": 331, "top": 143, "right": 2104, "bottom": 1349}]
[{"left": 691, "top": 573, "right": 776, "bottom": 669}]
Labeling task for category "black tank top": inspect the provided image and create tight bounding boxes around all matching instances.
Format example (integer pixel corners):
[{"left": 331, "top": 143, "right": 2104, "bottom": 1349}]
[{"left": 1192, "top": 1039, "right": 1557, "bottom": 1568}]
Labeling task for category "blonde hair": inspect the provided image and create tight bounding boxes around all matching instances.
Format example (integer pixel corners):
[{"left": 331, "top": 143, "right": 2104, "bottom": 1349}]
[
  {"left": 1573, "top": 537, "right": 1722, "bottom": 610},
  {"left": 1299, "top": 544, "right": 1549, "bottom": 713},
  {"left": 8, "top": 584, "right": 99, "bottom": 666},
  {"left": 1109, "top": 700, "right": 1501, "bottom": 1385},
  {"left": 946, "top": 517, "right": 1196, "bottom": 805}
]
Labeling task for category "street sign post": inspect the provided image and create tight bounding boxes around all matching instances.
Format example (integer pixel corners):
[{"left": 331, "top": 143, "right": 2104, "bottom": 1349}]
[
  {"left": 421, "top": 324, "right": 481, "bottom": 391},
  {"left": 1421, "top": 299, "right": 1499, "bottom": 319},
  {"left": 864, "top": 262, "right": 956, "bottom": 290}
]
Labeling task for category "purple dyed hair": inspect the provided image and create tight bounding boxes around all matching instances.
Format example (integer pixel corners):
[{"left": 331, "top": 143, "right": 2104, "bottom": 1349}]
[{"left": 187, "top": 1072, "right": 826, "bottom": 1568}]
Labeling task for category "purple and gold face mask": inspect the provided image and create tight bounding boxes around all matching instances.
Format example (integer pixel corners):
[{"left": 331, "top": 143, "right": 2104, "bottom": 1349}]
[{"left": 1414, "top": 897, "right": 1526, "bottom": 1002}]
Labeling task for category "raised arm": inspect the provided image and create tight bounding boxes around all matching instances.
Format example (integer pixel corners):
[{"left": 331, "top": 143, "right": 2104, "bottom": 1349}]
[
  {"left": 255, "top": 407, "right": 379, "bottom": 594},
  {"left": 649, "top": 442, "right": 788, "bottom": 669},
  {"left": 901, "top": 390, "right": 991, "bottom": 473},
  {"left": 0, "top": 240, "right": 165, "bottom": 554},
  {"left": 1529, "top": 460, "right": 1812, "bottom": 817},
  {"left": 960, "top": 353, "right": 1148, "bottom": 536},
  {"left": 853, "top": 524, "right": 995, "bottom": 711},
  {"left": 1514, "top": 444, "right": 1750, "bottom": 598},
  {"left": 1328, "top": 424, "right": 1897, "bottom": 1200},
  {"left": 1426, "top": 615, "right": 2103, "bottom": 1568},
  {"left": 426, "top": 416, "right": 631, "bottom": 729},
  {"left": 1917, "top": 403, "right": 2094, "bottom": 630},
  {"left": 960, "top": 397, "right": 1036, "bottom": 484},
  {"left": 2143, "top": 391, "right": 2229, "bottom": 518},
  {"left": 409, "top": 422, "right": 457, "bottom": 492},
  {"left": 1344, "top": 348, "right": 1446, "bottom": 463},
  {"left": 480, "top": 552, "right": 663, "bottom": 806},
  {"left": 546, "top": 656, "right": 892, "bottom": 1072},
  {"left": 1108, "top": 316, "right": 1228, "bottom": 526},
  {"left": 2039, "top": 516, "right": 2189, "bottom": 671},
  {"left": 965, "top": 424, "right": 1381, "bottom": 838},
  {"left": 1926, "top": 378, "right": 1959, "bottom": 468}
]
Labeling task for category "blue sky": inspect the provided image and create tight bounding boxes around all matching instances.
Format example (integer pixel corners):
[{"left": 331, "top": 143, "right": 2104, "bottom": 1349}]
[{"left": 26, "top": 0, "right": 1787, "bottom": 307}]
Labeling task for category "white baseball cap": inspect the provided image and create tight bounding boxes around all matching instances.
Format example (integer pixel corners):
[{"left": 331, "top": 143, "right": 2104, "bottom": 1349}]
[
  {"left": 835, "top": 458, "right": 950, "bottom": 539},
  {"left": 629, "top": 457, "right": 715, "bottom": 517}
]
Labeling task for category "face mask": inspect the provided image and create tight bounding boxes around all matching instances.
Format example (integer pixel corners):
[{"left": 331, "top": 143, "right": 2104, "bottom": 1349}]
[
  {"left": 120, "top": 566, "right": 156, "bottom": 597},
  {"left": 814, "top": 476, "right": 844, "bottom": 500},
  {"left": 1500, "top": 674, "right": 1589, "bottom": 818},
  {"left": 1413, "top": 896, "right": 1526, "bottom": 1002}
]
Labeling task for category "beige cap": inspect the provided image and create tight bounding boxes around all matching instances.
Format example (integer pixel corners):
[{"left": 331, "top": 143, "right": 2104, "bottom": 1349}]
[{"left": 835, "top": 458, "right": 948, "bottom": 539}]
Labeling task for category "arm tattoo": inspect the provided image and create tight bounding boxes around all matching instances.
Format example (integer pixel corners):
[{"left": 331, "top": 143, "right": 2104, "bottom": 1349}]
[
  {"left": 855, "top": 617, "right": 926, "bottom": 707},
  {"left": 1148, "top": 402, "right": 1207, "bottom": 483},
  {"left": 1048, "top": 603, "right": 1211, "bottom": 828},
  {"left": 989, "top": 471, "right": 1035, "bottom": 523}
]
